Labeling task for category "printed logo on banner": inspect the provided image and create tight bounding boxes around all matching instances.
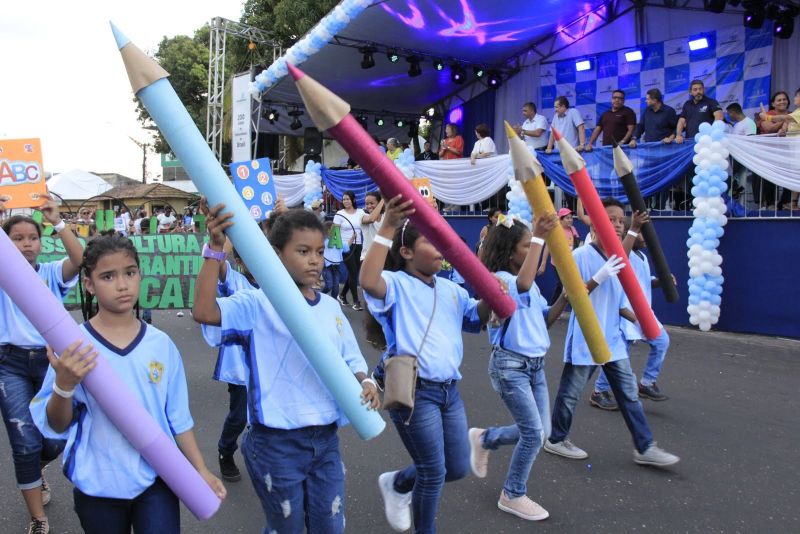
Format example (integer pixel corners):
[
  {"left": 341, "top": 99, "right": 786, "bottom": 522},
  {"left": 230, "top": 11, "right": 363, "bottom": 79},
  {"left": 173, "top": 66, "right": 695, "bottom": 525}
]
[
  {"left": 556, "top": 61, "right": 576, "bottom": 84},
  {"left": 744, "top": 48, "right": 771, "bottom": 79},
  {"left": 617, "top": 50, "right": 641, "bottom": 77},
  {"left": 575, "top": 81, "right": 596, "bottom": 106},
  {"left": 742, "top": 76, "right": 771, "bottom": 110},
  {"left": 664, "top": 38, "right": 689, "bottom": 67},
  {"left": 715, "top": 82, "right": 743, "bottom": 111},
  {"left": 716, "top": 54, "right": 744, "bottom": 86},
  {"left": 690, "top": 59, "right": 716, "bottom": 87},
  {"left": 597, "top": 51, "right": 618, "bottom": 79},
  {"left": 540, "top": 63, "right": 556, "bottom": 83},
  {"left": 540, "top": 85, "right": 557, "bottom": 109},
  {"left": 641, "top": 43, "right": 664, "bottom": 71},
  {"left": 596, "top": 78, "right": 618, "bottom": 98},
  {"left": 665, "top": 64, "right": 690, "bottom": 94},
  {"left": 745, "top": 24, "right": 772, "bottom": 51},
  {"left": 556, "top": 84, "right": 576, "bottom": 104},
  {"left": 231, "top": 157, "right": 277, "bottom": 221},
  {"left": 716, "top": 26, "right": 744, "bottom": 55},
  {"left": 618, "top": 74, "right": 640, "bottom": 98},
  {"left": 641, "top": 70, "right": 665, "bottom": 94}
]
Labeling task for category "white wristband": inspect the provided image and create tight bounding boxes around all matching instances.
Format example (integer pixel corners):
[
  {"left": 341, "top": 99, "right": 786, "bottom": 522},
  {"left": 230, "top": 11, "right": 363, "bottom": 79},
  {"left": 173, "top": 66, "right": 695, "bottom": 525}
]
[
  {"left": 373, "top": 235, "right": 393, "bottom": 248},
  {"left": 627, "top": 230, "right": 639, "bottom": 238},
  {"left": 361, "top": 377, "right": 378, "bottom": 389},
  {"left": 53, "top": 383, "right": 75, "bottom": 399},
  {"left": 530, "top": 236, "right": 545, "bottom": 246},
  {"left": 53, "top": 220, "right": 66, "bottom": 233}
]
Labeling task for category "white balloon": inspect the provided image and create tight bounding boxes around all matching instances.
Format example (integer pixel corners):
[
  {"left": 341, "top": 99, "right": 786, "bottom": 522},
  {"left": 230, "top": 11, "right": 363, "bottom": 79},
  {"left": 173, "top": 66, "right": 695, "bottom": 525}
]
[
  {"left": 699, "top": 321, "right": 711, "bottom": 331},
  {"left": 689, "top": 316, "right": 700, "bottom": 325}
]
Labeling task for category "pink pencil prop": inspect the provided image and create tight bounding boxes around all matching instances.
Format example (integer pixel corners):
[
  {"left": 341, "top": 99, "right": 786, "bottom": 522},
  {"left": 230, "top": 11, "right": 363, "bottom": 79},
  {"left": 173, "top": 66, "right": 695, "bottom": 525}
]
[
  {"left": 0, "top": 228, "right": 220, "bottom": 519},
  {"left": 551, "top": 127, "right": 660, "bottom": 339},
  {"left": 287, "top": 63, "right": 515, "bottom": 318}
]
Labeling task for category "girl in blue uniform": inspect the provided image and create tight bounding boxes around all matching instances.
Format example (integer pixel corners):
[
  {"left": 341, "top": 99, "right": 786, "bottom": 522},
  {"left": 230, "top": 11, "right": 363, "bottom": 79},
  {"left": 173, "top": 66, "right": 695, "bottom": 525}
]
[
  {"left": 0, "top": 194, "right": 83, "bottom": 534},
  {"left": 30, "top": 234, "right": 225, "bottom": 534}
]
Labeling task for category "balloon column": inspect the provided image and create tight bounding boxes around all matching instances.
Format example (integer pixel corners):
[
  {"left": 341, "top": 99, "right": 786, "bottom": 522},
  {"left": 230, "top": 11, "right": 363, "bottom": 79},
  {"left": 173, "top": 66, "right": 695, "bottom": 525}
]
[
  {"left": 250, "top": 0, "right": 375, "bottom": 95},
  {"left": 504, "top": 157, "right": 533, "bottom": 225},
  {"left": 303, "top": 159, "right": 323, "bottom": 209},
  {"left": 686, "top": 121, "right": 728, "bottom": 331},
  {"left": 394, "top": 148, "right": 416, "bottom": 178}
]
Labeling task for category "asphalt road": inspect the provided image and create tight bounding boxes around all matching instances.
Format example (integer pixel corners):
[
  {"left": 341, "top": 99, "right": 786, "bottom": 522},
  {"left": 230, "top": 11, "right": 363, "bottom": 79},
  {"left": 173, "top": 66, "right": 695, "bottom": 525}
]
[{"left": 1, "top": 309, "right": 798, "bottom": 533}]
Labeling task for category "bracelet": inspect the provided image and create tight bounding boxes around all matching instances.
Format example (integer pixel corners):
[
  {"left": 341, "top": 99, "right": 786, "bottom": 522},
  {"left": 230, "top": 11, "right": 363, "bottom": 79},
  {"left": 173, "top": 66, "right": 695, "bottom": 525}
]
[
  {"left": 361, "top": 377, "right": 378, "bottom": 389},
  {"left": 53, "top": 382, "right": 75, "bottom": 399},
  {"left": 53, "top": 220, "right": 66, "bottom": 233},
  {"left": 627, "top": 230, "right": 639, "bottom": 238},
  {"left": 530, "top": 236, "right": 545, "bottom": 246},
  {"left": 373, "top": 235, "right": 393, "bottom": 248}
]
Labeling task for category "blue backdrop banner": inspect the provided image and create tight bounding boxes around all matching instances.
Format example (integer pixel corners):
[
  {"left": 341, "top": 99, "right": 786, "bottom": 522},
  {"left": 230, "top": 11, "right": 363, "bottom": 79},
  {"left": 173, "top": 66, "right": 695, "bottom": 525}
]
[
  {"left": 321, "top": 168, "right": 378, "bottom": 204},
  {"left": 538, "top": 142, "right": 696, "bottom": 201}
]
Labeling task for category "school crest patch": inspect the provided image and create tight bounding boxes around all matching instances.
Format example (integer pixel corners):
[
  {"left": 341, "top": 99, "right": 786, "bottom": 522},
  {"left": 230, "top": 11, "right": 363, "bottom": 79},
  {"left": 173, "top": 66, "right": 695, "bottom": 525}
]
[
  {"left": 148, "top": 361, "right": 164, "bottom": 385},
  {"left": 335, "top": 316, "right": 344, "bottom": 336}
]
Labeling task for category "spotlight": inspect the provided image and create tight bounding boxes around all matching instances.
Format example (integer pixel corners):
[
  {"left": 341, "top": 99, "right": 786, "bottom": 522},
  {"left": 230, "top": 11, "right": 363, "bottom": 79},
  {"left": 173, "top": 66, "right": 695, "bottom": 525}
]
[
  {"left": 288, "top": 107, "right": 304, "bottom": 131},
  {"left": 432, "top": 59, "right": 445, "bottom": 71},
  {"left": 360, "top": 47, "right": 375, "bottom": 69},
  {"left": 358, "top": 113, "right": 368, "bottom": 123},
  {"left": 625, "top": 50, "right": 643, "bottom": 62},
  {"left": 744, "top": 5, "right": 765, "bottom": 28},
  {"left": 473, "top": 65, "right": 486, "bottom": 78},
  {"left": 688, "top": 37, "right": 709, "bottom": 51},
  {"left": 262, "top": 105, "right": 279, "bottom": 125},
  {"left": 486, "top": 70, "right": 502, "bottom": 89},
  {"left": 706, "top": 0, "right": 726, "bottom": 13},
  {"left": 774, "top": 15, "right": 795, "bottom": 38},
  {"left": 387, "top": 49, "right": 400, "bottom": 63},
  {"left": 407, "top": 56, "right": 422, "bottom": 77},
  {"left": 575, "top": 59, "right": 592, "bottom": 72},
  {"left": 395, "top": 118, "right": 405, "bottom": 128},
  {"left": 450, "top": 63, "right": 466, "bottom": 84},
  {"left": 426, "top": 107, "right": 436, "bottom": 117},
  {"left": 375, "top": 117, "right": 385, "bottom": 127}
]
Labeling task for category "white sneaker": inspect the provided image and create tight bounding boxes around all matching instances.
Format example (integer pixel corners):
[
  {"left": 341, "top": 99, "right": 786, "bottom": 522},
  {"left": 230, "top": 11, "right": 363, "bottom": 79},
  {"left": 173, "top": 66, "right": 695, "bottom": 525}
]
[
  {"left": 378, "top": 471, "right": 412, "bottom": 531},
  {"left": 497, "top": 491, "right": 549, "bottom": 521},
  {"left": 543, "top": 438, "right": 588, "bottom": 459},
  {"left": 468, "top": 428, "right": 489, "bottom": 478},
  {"left": 634, "top": 443, "right": 680, "bottom": 467}
]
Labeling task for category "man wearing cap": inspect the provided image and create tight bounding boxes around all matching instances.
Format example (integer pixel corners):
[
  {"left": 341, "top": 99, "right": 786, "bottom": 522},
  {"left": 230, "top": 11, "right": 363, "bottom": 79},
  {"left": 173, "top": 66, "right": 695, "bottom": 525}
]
[
  {"left": 309, "top": 199, "right": 326, "bottom": 222},
  {"left": 538, "top": 207, "right": 582, "bottom": 304}
]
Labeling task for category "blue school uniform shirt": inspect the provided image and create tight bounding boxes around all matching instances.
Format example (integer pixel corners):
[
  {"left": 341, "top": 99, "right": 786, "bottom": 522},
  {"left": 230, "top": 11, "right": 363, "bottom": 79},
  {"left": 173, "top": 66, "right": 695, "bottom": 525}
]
[
  {"left": 621, "top": 250, "right": 662, "bottom": 341},
  {"left": 0, "top": 259, "right": 78, "bottom": 347},
  {"left": 363, "top": 270, "right": 482, "bottom": 382},
  {"left": 30, "top": 322, "right": 193, "bottom": 499},
  {"left": 488, "top": 271, "right": 551, "bottom": 357},
  {"left": 214, "top": 289, "right": 367, "bottom": 429},
  {"left": 201, "top": 261, "right": 254, "bottom": 385},
  {"left": 324, "top": 237, "right": 345, "bottom": 267},
  {"left": 564, "top": 245, "right": 629, "bottom": 365}
]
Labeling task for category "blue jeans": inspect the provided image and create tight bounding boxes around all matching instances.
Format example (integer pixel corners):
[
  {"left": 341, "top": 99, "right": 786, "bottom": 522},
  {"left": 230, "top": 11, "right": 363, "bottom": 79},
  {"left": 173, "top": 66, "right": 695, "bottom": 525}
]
[
  {"left": 390, "top": 379, "right": 470, "bottom": 534},
  {"left": 242, "top": 423, "right": 345, "bottom": 534},
  {"left": 73, "top": 477, "right": 179, "bottom": 534},
  {"left": 550, "top": 359, "right": 653, "bottom": 454},
  {"left": 322, "top": 265, "right": 340, "bottom": 300},
  {"left": 482, "top": 348, "right": 550, "bottom": 498},
  {"left": 218, "top": 383, "right": 247, "bottom": 456},
  {"left": 0, "top": 345, "right": 65, "bottom": 489},
  {"left": 595, "top": 328, "right": 670, "bottom": 392}
]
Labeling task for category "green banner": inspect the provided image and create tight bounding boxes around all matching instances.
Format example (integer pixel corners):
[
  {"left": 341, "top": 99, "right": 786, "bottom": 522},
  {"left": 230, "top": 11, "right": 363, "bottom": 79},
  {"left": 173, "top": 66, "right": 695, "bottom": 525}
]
[{"left": 38, "top": 233, "right": 209, "bottom": 310}]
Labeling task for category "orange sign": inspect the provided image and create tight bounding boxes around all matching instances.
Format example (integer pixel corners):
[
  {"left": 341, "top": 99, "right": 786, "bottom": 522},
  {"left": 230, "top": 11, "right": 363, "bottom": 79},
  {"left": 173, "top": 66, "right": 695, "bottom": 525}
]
[
  {"left": 411, "top": 177, "right": 437, "bottom": 209},
  {"left": 0, "top": 138, "right": 47, "bottom": 209}
]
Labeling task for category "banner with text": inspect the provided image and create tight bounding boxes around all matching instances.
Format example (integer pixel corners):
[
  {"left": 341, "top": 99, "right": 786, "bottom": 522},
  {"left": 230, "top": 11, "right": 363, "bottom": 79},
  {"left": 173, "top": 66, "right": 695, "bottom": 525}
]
[{"left": 0, "top": 138, "right": 47, "bottom": 209}]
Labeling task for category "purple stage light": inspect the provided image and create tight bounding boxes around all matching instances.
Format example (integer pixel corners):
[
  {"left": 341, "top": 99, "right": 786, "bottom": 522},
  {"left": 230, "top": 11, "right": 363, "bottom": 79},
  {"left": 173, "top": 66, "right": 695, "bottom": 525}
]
[
  {"left": 448, "top": 106, "right": 463, "bottom": 124},
  {"left": 381, "top": 1, "right": 425, "bottom": 29}
]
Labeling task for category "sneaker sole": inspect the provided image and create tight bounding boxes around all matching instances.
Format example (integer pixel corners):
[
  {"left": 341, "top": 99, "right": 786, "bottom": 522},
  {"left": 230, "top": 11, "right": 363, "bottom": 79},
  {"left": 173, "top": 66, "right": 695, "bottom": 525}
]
[
  {"left": 378, "top": 473, "right": 411, "bottom": 532},
  {"left": 589, "top": 398, "right": 619, "bottom": 411},
  {"left": 221, "top": 472, "right": 242, "bottom": 482},
  {"left": 634, "top": 457, "right": 680, "bottom": 467},
  {"left": 639, "top": 393, "right": 669, "bottom": 401},
  {"left": 543, "top": 444, "right": 588, "bottom": 460},
  {"left": 468, "top": 428, "right": 487, "bottom": 478},
  {"left": 497, "top": 501, "right": 549, "bottom": 521}
]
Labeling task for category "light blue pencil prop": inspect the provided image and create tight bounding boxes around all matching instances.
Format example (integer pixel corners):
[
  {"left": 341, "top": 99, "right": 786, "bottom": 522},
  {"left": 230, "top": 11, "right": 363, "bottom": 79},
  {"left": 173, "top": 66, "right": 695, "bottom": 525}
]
[{"left": 111, "top": 23, "right": 385, "bottom": 440}]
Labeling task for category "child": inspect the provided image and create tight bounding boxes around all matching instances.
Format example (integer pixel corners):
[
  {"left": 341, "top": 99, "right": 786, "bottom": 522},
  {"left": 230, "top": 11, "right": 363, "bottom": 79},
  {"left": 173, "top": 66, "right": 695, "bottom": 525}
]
[
  {"left": 192, "top": 206, "right": 379, "bottom": 533},
  {"left": 592, "top": 228, "right": 673, "bottom": 409},
  {"left": 322, "top": 221, "right": 347, "bottom": 300},
  {"left": 468, "top": 214, "right": 567, "bottom": 522},
  {"left": 360, "top": 195, "right": 500, "bottom": 533},
  {"left": 0, "top": 194, "right": 83, "bottom": 534},
  {"left": 544, "top": 198, "right": 679, "bottom": 467},
  {"left": 30, "top": 234, "right": 225, "bottom": 534},
  {"left": 538, "top": 207, "right": 582, "bottom": 304}
]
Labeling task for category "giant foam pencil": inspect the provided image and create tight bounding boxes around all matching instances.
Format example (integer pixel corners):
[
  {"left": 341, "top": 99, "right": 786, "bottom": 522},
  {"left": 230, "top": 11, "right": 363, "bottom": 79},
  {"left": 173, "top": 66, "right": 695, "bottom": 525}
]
[
  {"left": 504, "top": 122, "right": 610, "bottom": 363},
  {"left": 0, "top": 228, "right": 221, "bottom": 519},
  {"left": 613, "top": 145, "right": 679, "bottom": 303},
  {"left": 552, "top": 126, "right": 660, "bottom": 339},
  {"left": 286, "top": 64, "right": 515, "bottom": 318},
  {"left": 110, "top": 24, "right": 385, "bottom": 440}
]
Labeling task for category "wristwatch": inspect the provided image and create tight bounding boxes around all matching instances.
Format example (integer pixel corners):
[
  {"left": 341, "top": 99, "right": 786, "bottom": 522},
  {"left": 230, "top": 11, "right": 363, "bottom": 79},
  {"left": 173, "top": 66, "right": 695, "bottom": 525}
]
[{"left": 202, "top": 243, "right": 226, "bottom": 261}]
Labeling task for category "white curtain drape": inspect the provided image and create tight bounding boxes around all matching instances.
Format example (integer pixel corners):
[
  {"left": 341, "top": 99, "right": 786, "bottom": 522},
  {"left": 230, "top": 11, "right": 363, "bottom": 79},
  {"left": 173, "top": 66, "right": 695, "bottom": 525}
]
[
  {"left": 414, "top": 155, "right": 510, "bottom": 204},
  {"left": 726, "top": 134, "right": 800, "bottom": 190},
  {"left": 274, "top": 173, "right": 306, "bottom": 206}
]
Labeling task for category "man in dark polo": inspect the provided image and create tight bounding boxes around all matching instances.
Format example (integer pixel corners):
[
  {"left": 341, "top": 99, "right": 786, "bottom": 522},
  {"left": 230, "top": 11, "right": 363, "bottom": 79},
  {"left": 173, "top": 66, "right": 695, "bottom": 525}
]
[
  {"left": 675, "top": 79, "right": 724, "bottom": 143},
  {"left": 586, "top": 89, "right": 636, "bottom": 150},
  {"left": 629, "top": 88, "right": 677, "bottom": 147}
]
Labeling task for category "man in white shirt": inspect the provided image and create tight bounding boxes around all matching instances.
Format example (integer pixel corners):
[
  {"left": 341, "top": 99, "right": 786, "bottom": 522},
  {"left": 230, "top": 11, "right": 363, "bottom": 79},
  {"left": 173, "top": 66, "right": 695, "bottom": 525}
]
[
  {"left": 546, "top": 96, "right": 586, "bottom": 153},
  {"left": 157, "top": 207, "right": 177, "bottom": 233},
  {"left": 517, "top": 102, "right": 548, "bottom": 150},
  {"left": 726, "top": 102, "right": 757, "bottom": 199}
]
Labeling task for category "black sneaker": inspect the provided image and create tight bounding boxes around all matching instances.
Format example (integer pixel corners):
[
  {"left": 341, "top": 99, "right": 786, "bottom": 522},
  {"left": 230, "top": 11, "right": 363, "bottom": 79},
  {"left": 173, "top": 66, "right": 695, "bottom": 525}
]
[
  {"left": 337, "top": 296, "right": 348, "bottom": 307},
  {"left": 639, "top": 383, "right": 669, "bottom": 401},
  {"left": 589, "top": 391, "right": 618, "bottom": 411},
  {"left": 27, "top": 517, "right": 49, "bottom": 534},
  {"left": 219, "top": 454, "right": 241, "bottom": 482},
  {"left": 352, "top": 302, "right": 364, "bottom": 311}
]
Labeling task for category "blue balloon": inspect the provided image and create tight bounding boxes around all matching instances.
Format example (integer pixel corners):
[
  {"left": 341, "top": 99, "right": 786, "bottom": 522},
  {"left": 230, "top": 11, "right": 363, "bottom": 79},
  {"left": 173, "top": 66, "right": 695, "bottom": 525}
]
[
  {"left": 688, "top": 295, "right": 700, "bottom": 305},
  {"left": 710, "top": 295, "right": 722, "bottom": 305},
  {"left": 702, "top": 239, "right": 716, "bottom": 249},
  {"left": 699, "top": 122, "right": 712, "bottom": 134}
]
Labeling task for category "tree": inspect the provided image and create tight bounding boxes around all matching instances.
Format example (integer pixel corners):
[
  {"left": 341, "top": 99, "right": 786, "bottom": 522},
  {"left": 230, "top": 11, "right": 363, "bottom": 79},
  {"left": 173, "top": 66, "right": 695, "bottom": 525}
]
[{"left": 241, "top": 0, "right": 339, "bottom": 47}]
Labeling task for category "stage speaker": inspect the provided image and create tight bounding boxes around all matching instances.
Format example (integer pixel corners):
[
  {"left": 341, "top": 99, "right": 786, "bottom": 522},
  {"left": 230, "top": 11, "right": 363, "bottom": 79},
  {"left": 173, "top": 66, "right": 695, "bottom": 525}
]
[
  {"left": 255, "top": 133, "right": 279, "bottom": 160},
  {"left": 304, "top": 127, "right": 323, "bottom": 156}
]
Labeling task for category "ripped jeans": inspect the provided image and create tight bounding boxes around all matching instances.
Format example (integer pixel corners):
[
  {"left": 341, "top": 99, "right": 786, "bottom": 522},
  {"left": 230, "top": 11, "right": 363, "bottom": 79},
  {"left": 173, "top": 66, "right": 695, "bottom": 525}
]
[
  {"left": 242, "top": 422, "right": 345, "bottom": 534},
  {"left": 0, "top": 345, "right": 65, "bottom": 489}
]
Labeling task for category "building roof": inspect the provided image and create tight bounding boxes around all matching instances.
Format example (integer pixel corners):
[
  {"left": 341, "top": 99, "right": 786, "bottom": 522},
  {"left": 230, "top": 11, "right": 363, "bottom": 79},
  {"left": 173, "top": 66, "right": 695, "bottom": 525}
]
[{"left": 95, "top": 182, "right": 199, "bottom": 201}]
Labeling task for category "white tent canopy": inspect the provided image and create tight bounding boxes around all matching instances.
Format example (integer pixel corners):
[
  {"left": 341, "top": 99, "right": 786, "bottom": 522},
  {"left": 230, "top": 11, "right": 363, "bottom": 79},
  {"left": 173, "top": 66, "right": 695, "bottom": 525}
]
[{"left": 46, "top": 169, "right": 112, "bottom": 201}]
